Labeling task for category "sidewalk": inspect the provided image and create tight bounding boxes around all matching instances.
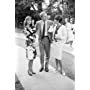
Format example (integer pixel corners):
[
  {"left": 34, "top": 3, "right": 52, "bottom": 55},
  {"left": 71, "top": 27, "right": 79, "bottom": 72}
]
[{"left": 16, "top": 46, "right": 74, "bottom": 90}]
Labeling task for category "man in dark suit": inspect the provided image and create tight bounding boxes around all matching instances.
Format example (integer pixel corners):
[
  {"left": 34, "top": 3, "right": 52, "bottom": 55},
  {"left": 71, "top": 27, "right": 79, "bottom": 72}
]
[{"left": 36, "top": 12, "right": 53, "bottom": 72}]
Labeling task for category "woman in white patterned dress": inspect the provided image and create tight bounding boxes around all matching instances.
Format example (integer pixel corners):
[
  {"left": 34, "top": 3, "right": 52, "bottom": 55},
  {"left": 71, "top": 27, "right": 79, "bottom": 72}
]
[{"left": 23, "top": 16, "right": 37, "bottom": 76}]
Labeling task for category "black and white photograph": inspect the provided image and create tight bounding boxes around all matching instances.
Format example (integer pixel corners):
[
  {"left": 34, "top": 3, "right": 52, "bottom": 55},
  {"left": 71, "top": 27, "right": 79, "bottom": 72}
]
[{"left": 15, "top": 0, "right": 75, "bottom": 90}]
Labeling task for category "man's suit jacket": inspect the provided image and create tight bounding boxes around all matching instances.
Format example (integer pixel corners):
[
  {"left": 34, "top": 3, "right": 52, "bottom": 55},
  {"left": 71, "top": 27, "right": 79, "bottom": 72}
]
[{"left": 36, "top": 20, "right": 53, "bottom": 42}]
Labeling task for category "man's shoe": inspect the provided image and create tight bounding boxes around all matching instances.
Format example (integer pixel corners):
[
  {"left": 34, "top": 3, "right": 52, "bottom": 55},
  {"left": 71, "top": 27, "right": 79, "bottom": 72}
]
[
  {"left": 32, "top": 71, "right": 36, "bottom": 74},
  {"left": 39, "top": 67, "right": 44, "bottom": 72},
  {"left": 45, "top": 67, "right": 49, "bottom": 72}
]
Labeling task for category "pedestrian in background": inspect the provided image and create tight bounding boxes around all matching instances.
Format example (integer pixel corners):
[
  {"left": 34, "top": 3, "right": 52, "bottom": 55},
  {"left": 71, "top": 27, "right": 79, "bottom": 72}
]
[{"left": 65, "top": 17, "right": 75, "bottom": 47}]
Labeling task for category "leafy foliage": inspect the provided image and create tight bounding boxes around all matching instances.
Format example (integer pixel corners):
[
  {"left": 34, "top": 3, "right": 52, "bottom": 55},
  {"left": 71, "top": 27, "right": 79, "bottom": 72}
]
[
  {"left": 15, "top": 0, "right": 43, "bottom": 28},
  {"left": 15, "top": 0, "right": 75, "bottom": 29}
]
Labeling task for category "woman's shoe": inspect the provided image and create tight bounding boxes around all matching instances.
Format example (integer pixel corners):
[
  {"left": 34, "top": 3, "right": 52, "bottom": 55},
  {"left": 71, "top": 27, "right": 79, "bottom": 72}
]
[
  {"left": 55, "top": 68, "right": 59, "bottom": 73},
  {"left": 62, "top": 70, "right": 66, "bottom": 76},
  {"left": 28, "top": 70, "right": 32, "bottom": 76},
  {"left": 59, "top": 70, "right": 66, "bottom": 76},
  {"left": 32, "top": 71, "right": 36, "bottom": 74}
]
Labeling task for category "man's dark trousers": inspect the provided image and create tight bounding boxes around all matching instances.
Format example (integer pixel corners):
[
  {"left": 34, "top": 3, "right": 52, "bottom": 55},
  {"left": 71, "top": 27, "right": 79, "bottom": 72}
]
[{"left": 39, "top": 36, "right": 50, "bottom": 69}]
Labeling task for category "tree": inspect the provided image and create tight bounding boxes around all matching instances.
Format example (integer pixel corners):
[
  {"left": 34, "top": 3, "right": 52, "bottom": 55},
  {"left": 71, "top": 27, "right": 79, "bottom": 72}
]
[
  {"left": 15, "top": 0, "right": 44, "bottom": 28},
  {"left": 15, "top": 0, "right": 75, "bottom": 28},
  {"left": 46, "top": 0, "right": 75, "bottom": 19}
]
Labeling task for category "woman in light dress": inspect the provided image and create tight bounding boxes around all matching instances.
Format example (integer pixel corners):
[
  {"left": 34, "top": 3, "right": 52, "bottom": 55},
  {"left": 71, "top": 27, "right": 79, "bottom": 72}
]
[{"left": 49, "top": 15, "right": 67, "bottom": 75}]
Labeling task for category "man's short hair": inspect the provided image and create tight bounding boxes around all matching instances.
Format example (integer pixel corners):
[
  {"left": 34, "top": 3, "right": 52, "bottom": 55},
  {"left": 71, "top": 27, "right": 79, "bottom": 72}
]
[{"left": 40, "top": 11, "right": 47, "bottom": 18}]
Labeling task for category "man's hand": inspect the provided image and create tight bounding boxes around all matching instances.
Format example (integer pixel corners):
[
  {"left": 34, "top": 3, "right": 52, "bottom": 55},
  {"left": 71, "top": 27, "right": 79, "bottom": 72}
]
[{"left": 33, "top": 42, "right": 39, "bottom": 47}]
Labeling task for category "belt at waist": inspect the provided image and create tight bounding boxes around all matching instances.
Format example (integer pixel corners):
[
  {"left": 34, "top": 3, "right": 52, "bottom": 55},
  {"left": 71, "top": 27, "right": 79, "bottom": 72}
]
[
  {"left": 43, "top": 36, "right": 48, "bottom": 37},
  {"left": 42, "top": 36, "right": 48, "bottom": 39}
]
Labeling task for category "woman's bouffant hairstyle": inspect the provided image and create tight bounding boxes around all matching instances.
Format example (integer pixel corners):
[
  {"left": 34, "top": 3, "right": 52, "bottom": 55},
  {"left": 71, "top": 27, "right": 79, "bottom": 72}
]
[
  {"left": 54, "top": 15, "right": 62, "bottom": 23},
  {"left": 24, "top": 16, "right": 31, "bottom": 27}
]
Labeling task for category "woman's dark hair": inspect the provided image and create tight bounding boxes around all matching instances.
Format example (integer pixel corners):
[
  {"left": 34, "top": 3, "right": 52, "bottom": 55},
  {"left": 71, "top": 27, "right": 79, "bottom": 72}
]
[
  {"left": 54, "top": 15, "right": 62, "bottom": 23},
  {"left": 24, "top": 22, "right": 28, "bottom": 27}
]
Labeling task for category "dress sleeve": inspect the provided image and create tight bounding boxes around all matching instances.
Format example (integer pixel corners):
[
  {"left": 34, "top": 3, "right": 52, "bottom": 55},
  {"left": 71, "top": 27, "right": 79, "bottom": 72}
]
[{"left": 56, "top": 26, "right": 67, "bottom": 40}]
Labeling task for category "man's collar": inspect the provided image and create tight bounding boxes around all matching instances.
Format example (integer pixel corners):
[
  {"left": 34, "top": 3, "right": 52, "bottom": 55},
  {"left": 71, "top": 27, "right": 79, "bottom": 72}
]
[{"left": 41, "top": 20, "right": 47, "bottom": 23}]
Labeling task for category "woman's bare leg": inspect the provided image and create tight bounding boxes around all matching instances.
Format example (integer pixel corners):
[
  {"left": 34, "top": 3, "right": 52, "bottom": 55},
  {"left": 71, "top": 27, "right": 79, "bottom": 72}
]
[
  {"left": 28, "top": 60, "right": 33, "bottom": 76},
  {"left": 55, "top": 58, "right": 59, "bottom": 71},
  {"left": 28, "top": 60, "right": 33, "bottom": 72},
  {"left": 58, "top": 60, "right": 63, "bottom": 74}
]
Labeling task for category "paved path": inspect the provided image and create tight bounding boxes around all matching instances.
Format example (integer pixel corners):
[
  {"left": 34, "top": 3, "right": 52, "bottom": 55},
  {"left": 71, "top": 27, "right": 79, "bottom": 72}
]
[
  {"left": 16, "top": 46, "right": 74, "bottom": 90},
  {"left": 16, "top": 33, "right": 75, "bottom": 80},
  {"left": 15, "top": 33, "right": 75, "bottom": 90}
]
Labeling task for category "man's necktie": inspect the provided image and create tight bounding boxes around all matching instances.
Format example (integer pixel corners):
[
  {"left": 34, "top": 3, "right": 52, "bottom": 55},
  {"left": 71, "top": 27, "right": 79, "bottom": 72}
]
[{"left": 42, "top": 21, "right": 45, "bottom": 38}]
